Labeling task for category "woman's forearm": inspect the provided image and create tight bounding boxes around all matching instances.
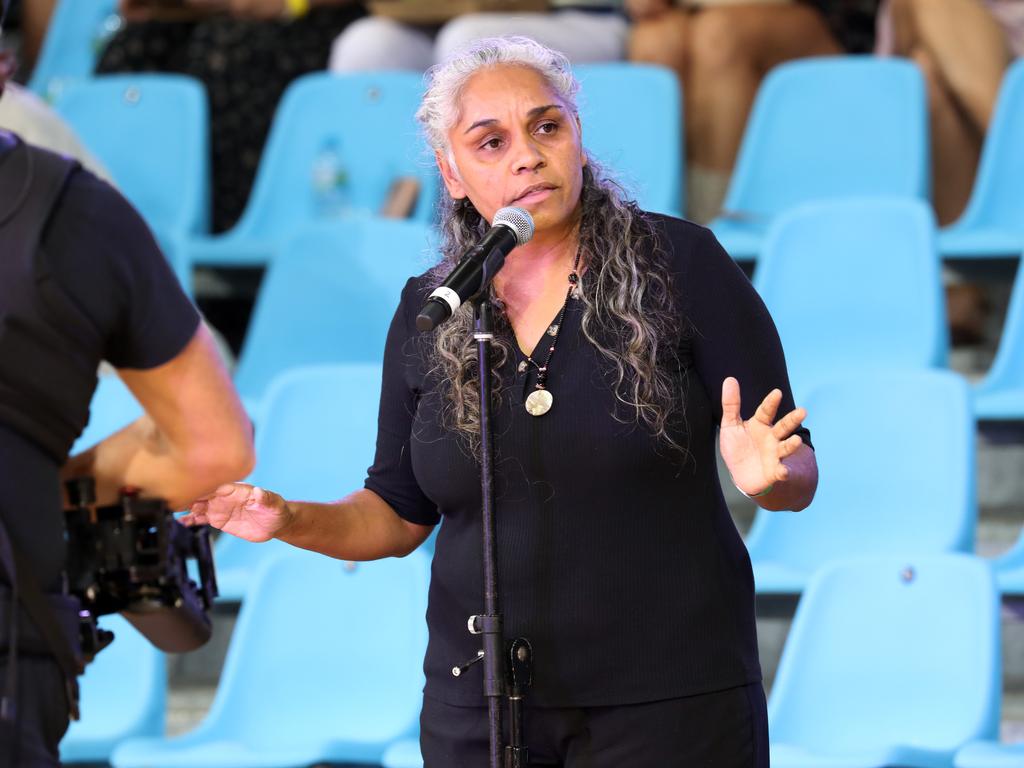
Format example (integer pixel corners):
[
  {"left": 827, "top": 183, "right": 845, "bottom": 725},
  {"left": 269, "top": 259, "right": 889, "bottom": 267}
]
[{"left": 277, "top": 487, "right": 433, "bottom": 561}]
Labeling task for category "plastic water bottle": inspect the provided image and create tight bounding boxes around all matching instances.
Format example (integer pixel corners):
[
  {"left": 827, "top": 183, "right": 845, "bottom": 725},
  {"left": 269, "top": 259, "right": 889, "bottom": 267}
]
[
  {"left": 92, "top": 13, "right": 123, "bottom": 55},
  {"left": 311, "top": 139, "right": 349, "bottom": 218}
]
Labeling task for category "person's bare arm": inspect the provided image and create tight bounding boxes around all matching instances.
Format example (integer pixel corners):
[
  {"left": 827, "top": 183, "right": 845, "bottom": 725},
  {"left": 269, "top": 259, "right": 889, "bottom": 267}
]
[
  {"left": 185, "top": 484, "right": 434, "bottom": 560},
  {"left": 62, "top": 324, "right": 255, "bottom": 509}
]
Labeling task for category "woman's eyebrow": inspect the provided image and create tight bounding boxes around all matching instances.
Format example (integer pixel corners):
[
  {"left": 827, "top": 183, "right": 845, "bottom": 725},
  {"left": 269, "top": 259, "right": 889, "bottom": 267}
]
[{"left": 464, "top": 104, "right": 563, "bottom": 134}]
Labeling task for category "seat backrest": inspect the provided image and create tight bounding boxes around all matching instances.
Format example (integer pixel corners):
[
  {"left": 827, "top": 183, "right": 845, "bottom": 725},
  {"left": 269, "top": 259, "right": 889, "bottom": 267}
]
[
  {"left": 55, "top": 74, "right": 210, "bottom": 237},
  {"left": 769, "top": 554, "right": 1000, "bottom": 751},
  {"left": 197, "top": 548, "right": 429, "bottom": 745},
  {"left": 954, "top": 58, "right": 1024, "bottom": 231},
  {"left": 574, "top": 63, "right": 683, "bottom": 217},
  {"left": 215, "top": 363, "right": 386, "bottom": 584},
  {"left": 979, "top": 246, "right": 1024, "bottom": 393},
  {"left": 233, "top": 219, "right": 435, "bottom": 401},
  {"left": 754, "top": 196, "right": 947, "bottom": 392},
  {"left": 28, "top": 0, "right": 118, "bottom": 100},
  {"left": 252, "top": 363, "right": 384, "bottom": 498},
  {"left": 230, "top": 72, "right": 437, "bottom": 239},
  {"left": 61, "top": 614, "right": 166, "bottom": 762},
  {"left": 723, "top": 57, "right": 927, "bottom": 221},
  {"left": 746, "top": 368, "right": 976, "bottom": 571}
]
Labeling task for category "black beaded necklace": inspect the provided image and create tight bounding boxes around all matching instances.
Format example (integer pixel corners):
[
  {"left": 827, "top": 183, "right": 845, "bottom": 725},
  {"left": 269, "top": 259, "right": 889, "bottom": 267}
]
[{"left": 519, "top": 247, "right": 583, "bottom": 417}]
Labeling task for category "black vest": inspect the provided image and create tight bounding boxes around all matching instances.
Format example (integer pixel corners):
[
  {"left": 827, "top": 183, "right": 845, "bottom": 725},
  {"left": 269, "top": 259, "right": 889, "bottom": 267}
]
[{"left": 0, "top": 133, "right": 98, "bottom": 463}]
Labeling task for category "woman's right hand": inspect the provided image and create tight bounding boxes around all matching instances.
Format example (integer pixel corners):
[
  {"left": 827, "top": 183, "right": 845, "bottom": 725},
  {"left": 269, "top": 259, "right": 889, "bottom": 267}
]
[{"left": 182, "top": 483, "right": 291, "bottom": 542}]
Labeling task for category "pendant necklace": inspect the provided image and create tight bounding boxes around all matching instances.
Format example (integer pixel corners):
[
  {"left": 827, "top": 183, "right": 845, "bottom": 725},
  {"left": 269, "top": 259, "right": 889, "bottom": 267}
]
[{"left": 521, "top": 248, "right": 582, "bottom": 417}]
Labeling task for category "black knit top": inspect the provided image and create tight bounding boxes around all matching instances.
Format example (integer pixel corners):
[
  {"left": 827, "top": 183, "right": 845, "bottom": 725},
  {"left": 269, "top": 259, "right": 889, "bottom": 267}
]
[{"left": 365, "top": 213, "right": 810, "bottom": 707}]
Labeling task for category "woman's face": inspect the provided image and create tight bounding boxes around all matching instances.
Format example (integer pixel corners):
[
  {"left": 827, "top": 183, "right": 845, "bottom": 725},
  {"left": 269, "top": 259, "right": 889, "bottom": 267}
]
[{"left": 437, "top": 65, "right": 586, "bottom": 236}]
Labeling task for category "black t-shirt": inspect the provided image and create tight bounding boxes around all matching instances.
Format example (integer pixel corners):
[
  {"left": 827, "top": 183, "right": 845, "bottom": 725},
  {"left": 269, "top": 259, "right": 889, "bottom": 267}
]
[
  {"left": 366, "top": 213, "right": 811, "bottom": 707},
  {"left": 0, "top": 137, "right": 200, "bottom": 589}
]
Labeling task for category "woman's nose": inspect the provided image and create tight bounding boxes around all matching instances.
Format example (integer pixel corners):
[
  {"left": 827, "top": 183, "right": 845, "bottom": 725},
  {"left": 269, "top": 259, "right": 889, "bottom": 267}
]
[{"left": 511, "top": 134, "right": 545, "bottom": 174}]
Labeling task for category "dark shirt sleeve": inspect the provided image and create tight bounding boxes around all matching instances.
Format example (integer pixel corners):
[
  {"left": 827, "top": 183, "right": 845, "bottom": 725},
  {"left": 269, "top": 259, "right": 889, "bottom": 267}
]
[
  {"left": 364, "top": 278, "right": 441, "bottom": 526},
  {"left": 40, "top": 168, "right": 200, "bottom": 370},
  {"left": 681, "top": 225, "right": 812, "bottom": 449}
]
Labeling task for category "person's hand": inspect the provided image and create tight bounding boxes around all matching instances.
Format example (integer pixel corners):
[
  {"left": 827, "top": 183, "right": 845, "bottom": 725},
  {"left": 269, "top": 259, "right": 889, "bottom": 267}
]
[
  {"left": 182, "top": 483, "right": 291, "bottom": 542},
  {"left": 624, "top": 0, "right": 673, "bottom": 21},
  {"left": 718, "top": 377, "right": 806, "bottom": 497}
]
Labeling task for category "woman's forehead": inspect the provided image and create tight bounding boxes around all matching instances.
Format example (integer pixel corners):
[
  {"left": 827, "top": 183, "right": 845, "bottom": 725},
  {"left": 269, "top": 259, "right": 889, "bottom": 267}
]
[{"left": 455, "top": 65, "right": 563, "bottom": 122}]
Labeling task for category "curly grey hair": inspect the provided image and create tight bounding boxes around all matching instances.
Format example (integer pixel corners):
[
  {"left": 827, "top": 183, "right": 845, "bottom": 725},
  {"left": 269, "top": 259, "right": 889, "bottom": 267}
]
[{"left": 417, "top": 36, "right": 688, "bottom": 457}]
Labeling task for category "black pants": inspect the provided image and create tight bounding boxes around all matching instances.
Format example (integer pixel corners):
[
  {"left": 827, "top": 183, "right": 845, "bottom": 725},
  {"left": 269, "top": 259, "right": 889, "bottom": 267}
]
[
  {"left": 421, "top": 682, "right": 769, "bottom": 768},
  {"left": 0, "top": 656, "right": 70, "bottom": 768}
]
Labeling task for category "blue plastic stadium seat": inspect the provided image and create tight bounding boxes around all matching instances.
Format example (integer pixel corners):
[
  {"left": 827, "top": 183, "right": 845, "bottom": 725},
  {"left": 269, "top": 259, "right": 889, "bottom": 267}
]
[
  {"left": 754, "top": 197, "right": 947, "bottom": 398},
  {"left": 215, "top": 364, "right": 389, "bottom": 601},
  {"left": 28, "top": 0, "right": 119, "bottom": 102},
  {"left": 939, "top": 59, "right": 1024, "bottom": 260},
  {"left": 60, "top": 615, "right": 165, "bottom": 764},
  {"left": 769, "top": 555, "right": 1001, "bottom": 768},
  {"left": 974, "top": 256, "right": 1024, "bottom": 421},
  {"left": 382, "top": 738, "right": 424, "bottom": 768},
  {"left": 709, "top": 56, "right": 928, "bottom": 262},
  {"left": 574, "top": 63, "right": 683, "bottom": 217},
  {"left": 111, "top": 548, "right": 430, "bottom": 768},
  {"left": 233, "top": 218, "right": 436, "bottom": 403},
  {"left": 185, "top": 71, "right": 437, "bottom": 272},
  {"left": 746, "top": 369, "right": 976, "bottom": 594},
  {"left": 55, "top": 74, "right": 211, "bottom": 289},
  {"left": 956, "top": 742, "right": 1024, "bottom": 768}
]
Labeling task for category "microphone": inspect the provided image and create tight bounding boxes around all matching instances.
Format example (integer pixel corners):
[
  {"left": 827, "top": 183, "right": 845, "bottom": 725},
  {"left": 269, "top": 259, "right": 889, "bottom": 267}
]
[{"left": 416, "top": 206, "right": 534, "bottom": 332}]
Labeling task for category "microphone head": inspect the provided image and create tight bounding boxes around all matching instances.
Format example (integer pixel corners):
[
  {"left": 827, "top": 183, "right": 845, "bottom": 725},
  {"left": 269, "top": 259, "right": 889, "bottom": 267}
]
[{"left": 492, "top": 207, "right": 534, "bottom": 246}]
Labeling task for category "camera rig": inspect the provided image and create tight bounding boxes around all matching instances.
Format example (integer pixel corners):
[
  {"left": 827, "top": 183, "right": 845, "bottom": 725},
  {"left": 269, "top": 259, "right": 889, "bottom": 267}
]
[{"left": 64, "top": 477, "right": 219, "bottom": 656}]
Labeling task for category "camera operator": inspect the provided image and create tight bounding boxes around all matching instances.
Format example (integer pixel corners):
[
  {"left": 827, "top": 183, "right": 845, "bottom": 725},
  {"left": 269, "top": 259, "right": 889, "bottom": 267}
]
[{"left": 0, "top": 13, "right": 255, "bottom": 765}]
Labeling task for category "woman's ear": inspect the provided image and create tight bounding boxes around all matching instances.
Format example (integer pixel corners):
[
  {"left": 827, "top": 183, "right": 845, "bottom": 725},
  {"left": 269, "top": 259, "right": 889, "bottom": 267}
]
[{"left": 436, "top": 149, "right": 468, "bottom": 200}]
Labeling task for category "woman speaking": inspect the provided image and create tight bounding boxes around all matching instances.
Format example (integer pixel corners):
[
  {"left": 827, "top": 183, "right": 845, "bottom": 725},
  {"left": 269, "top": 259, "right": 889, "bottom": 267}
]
[{"left": 186, "top": 35, "right": 818, "bottom": 767}]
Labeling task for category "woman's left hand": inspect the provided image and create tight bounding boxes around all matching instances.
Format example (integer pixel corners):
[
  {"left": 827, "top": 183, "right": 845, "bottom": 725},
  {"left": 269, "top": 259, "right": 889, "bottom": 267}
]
[{"left": 719, "top": 376, "right": 807, "bottom": 497}]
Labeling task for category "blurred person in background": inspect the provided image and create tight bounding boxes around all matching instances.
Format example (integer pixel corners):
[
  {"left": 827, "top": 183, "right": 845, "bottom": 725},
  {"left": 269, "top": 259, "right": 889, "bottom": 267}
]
[
  {"left": 96, "top": 0, "right": 367, "bottom": 233},
  {"left": 876, "top": 0, "right": 1024, "bottom": 224},
  {"left": 329, "top": 0, "right": 627, "bottom": 72},
  {"left": 0, "top": 5, "right": 255, "bottom": 760}
]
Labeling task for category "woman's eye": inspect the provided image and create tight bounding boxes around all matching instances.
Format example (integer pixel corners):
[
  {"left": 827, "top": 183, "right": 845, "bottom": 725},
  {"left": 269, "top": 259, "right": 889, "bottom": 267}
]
[
  {"left": 536, "top": 121, "right": 558, "bottom": 135},
  {"left": 480, "top": 137, "right": 503, "bottom": 151}
]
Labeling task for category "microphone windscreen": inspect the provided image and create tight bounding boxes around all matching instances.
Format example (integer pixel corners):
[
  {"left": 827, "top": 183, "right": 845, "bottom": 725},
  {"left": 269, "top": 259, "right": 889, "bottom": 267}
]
[{"left": 492, "top": 207, "right": 534, "bottom": 246}]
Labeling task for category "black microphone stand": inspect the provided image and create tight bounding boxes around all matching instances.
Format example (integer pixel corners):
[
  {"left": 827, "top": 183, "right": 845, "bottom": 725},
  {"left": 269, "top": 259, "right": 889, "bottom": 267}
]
[{"left": 452, "top": 296, "right": 532, "bottom": 768}]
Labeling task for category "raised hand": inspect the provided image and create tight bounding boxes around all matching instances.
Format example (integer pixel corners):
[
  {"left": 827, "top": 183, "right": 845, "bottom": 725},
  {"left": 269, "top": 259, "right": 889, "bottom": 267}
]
[
  {"left": 181, "top": 483, "right": 291, "bottom": 542},
  {"left": 718, "top": 376, "right": 807, "bottom": 497}
]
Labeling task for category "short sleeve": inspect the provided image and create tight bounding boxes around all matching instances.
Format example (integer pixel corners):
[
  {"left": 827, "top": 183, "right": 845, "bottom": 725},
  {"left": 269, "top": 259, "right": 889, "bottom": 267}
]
[
  {"left": 40, "top": 168, "right": 200, "bottom": 370},
  {"left": 364, "top": 278, "right": 441, "bottom": 526},
  {"left": 680, "top": 225, "right": 812, "bottom": 450}
]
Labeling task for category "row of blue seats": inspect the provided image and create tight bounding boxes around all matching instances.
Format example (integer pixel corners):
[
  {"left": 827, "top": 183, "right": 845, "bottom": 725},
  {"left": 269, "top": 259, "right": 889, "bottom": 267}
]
[
  {"left": 32, "top": 0, "right": 1024, "bottom": 266},
  {"left": 62, "top": 552, "right": 1019, "bottom": 768},
  {"left": 50, "top": 64, "right": 681, "bottom": 287},
  {"left": 49, "top": 58, "right": 1024, "bottom": 285}
]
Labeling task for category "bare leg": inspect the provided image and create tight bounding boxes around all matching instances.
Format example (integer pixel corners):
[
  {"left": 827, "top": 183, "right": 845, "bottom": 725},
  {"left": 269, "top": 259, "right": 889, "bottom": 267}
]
[
  {"left": 686, "top": 4, "right": 843, "bottom": 173},
  {"left": 911, "top": 46, "right": 983, "bottom": 224},
  {"left": 890, "top": 0, "right": 1010, "bottom": 132},
  {"left": 20, "top": 0, "right": 60, "bottom": 73},
  {"left": 627, "top": 7, "right": 690, "bottom": 78}
]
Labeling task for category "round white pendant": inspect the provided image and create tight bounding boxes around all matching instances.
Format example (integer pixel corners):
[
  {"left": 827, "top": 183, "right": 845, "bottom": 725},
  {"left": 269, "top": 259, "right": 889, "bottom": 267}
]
[{"left": 525, "top": 389, "right": 553, "bottom": 417}]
